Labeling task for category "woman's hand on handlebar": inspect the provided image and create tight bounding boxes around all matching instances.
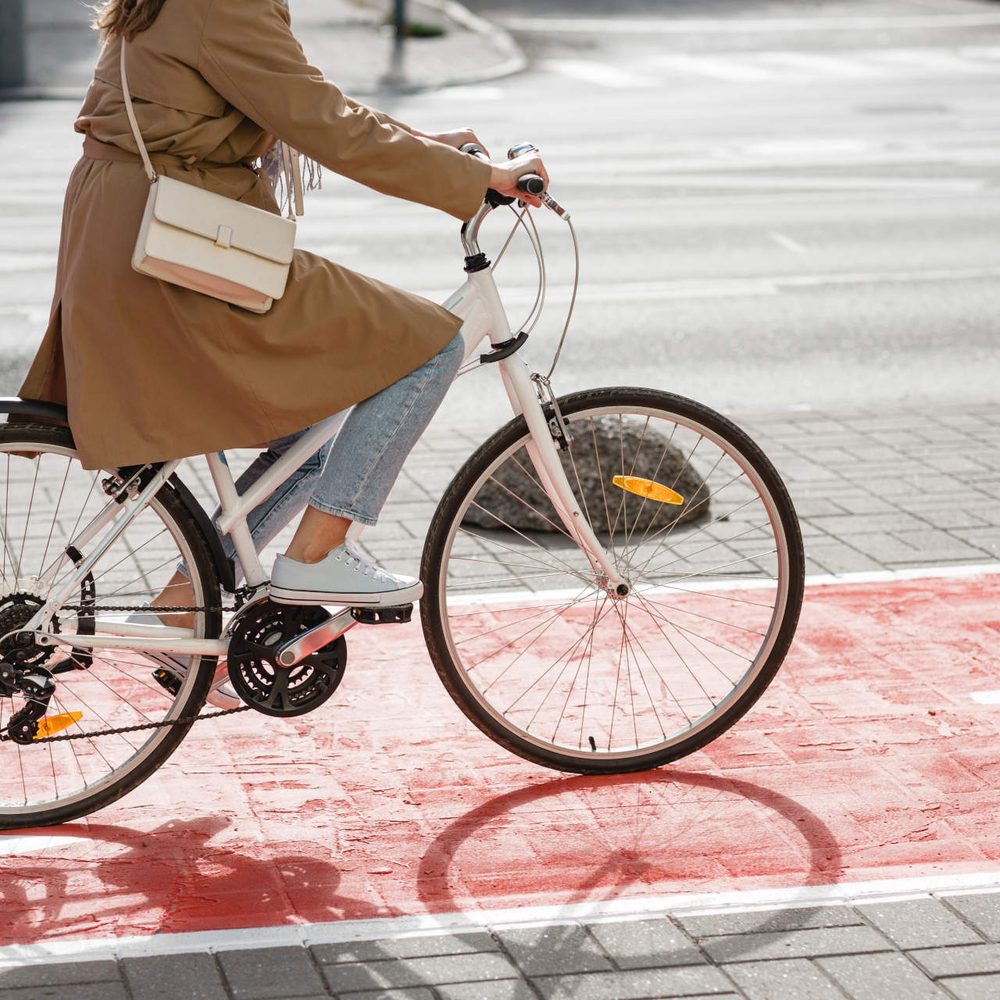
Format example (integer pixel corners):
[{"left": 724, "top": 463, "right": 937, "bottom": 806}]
[{"left": 489, "top": 151, "right": 549, "bottom": 208}]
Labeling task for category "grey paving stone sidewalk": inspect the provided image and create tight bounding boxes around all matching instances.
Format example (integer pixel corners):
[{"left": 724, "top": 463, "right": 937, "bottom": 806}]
[
  {"left": 9, "top": 0, "right": 522, "bottom": 99},
  {"left": 344, "top": 399, "right": 1000, "bottom": 580},
  {"left": 1, "top": 404, "right": 996, "bottom": 993},
  {"left": 6, "top": 887, "right": 1000, "bottom": 998}
]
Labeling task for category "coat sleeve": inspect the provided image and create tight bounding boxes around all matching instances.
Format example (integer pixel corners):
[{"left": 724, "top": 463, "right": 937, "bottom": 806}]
[
  {"left": 343, "top": 96, "right": 413, "bottom": 135},
  {"left": 197, "top": 0, "right": 490, "bottom": 220}
]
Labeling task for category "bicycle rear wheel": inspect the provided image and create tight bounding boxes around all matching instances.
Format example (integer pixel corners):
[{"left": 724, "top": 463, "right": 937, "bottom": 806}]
[
  {"left": 0, "top": 423, "right": 221, "bottom": 828},
  {"left": 421, "top": 388, "right": 804, "bottom": 773}
]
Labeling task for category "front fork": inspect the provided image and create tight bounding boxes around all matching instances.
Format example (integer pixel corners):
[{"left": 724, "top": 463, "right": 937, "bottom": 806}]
[{"left": 498, "top": 357, "right": 624, "bottom": 592}]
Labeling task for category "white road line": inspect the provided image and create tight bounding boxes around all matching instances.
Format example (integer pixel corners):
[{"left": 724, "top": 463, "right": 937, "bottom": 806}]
[
  {"left": 767, "top": 231, "right": 807, "bottom": 255},
  {"left": 573, "top": 175, "right": 989, "bottom": 192},
  {"left": 539, "top": 58, "right": 660, "bottom": 89},
  {"left": 651, "top": 47, "right": 1000, "bottom": 83},
  {"left": 500, "top": 14, "right": 1000, "bottom": 34},
  {"left": 436, "top": 84, "right": 505, "bottom": 101},
  {"left": 0, "top": 253, "right": 58, "bottom": 272},
  {"left": 414, "top": 564, "right": 1000, "bottom": 610},
  {"left": 651, "top": 53, "right": 773, "bottom": 82},
  {"left": 970, "top": 691, "right": 1000, "bottom": 705},
  {"left": 6, "top": 869, "right": 1000, "bottom": 965},
  {"left": 416, "top": 265, "right": 1000, "bottom": 308},
  {"left": 747, "top": 50, "right": 892, "bottom": 78},
  {"left": 801, "top": 563, "right": 1000, "bottom": 588},
  {"left": 866, "top": 47, "right": 1000, "bottom": 75},
  {"left": 960, "top": 45, "right": 1000, "bottom": 63},
  {"left": 0, "top": 835, "right": 84, "bottom": 856}
]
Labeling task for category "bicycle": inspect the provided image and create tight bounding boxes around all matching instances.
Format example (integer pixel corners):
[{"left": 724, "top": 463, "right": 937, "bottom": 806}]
[{"left": 0, "top": 149, "right": 804, "bottom": 829}]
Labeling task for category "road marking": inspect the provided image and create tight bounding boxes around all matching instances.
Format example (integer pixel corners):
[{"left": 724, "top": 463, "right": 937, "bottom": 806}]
[
  {"left": 0, "top": 253, "right": 58, "bottom": 271},
  {"left": 802, "top": 563, "right": 1000, "bottom": 588},
  {"left": 419, "top": 265, "right": 1000, "bottom": 308},
  {"left": 0, "top": 835, "right": 85, "bottom": 856},
  {"left": 500, "top": 14, "right": 1000, "bottom": 34},
  {"left": 436, "top": 84, "right": 505, "bottom": 101},
  {"left": 768, "top": 231, "right": 806, "bottom": 255},
  {"left": 970, "top": 691, "right": 1000, "bottom": 705},
  {"left": 649, "top": 46, "right": 1000, "bottom": 84},
  {"left": 441, "top": 564, "right": 1000, "bottom": 610},
  {"left": 651, "top": 53, "right": 773, "bottom": 82},
  {"left": 6, "top": 869, "right": 1000, "bottom": 964},
  {"left": 572, "top": 175, "right": 988, "bottom": 192},
  {"left": 539, "top": 58, "right": 659, "bottom": 89},
  {"left": 748, "top": 50, "right": 892, "bottom": 78},
  {"left": 866, "top": 47, "right": 1000, "bottom": 75}
]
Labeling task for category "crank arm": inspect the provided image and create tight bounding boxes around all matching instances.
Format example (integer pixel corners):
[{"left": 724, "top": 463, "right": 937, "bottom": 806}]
[{"left": 276, "top": 608, "right": 356, "bottom": 666}]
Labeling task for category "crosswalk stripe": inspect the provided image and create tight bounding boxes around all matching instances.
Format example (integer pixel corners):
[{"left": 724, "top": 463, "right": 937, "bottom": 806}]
[
  {"left": 538, "top": 58, "right": 659, "bottom": 89},
  {"left": 500, "top": 14, "right": 1000, "bottom": 34},
  {"left": 651, "top": 53, "right": 773, "bottom": 82},
  {"left": 746, "top": 51, "right": 892, "bottom": 78},
  {"left": 863, "top": 48, "right": 1000, "bottom": 75},
  {"left": 649, "top": 47, "right": 1000, "bottom": 83}
]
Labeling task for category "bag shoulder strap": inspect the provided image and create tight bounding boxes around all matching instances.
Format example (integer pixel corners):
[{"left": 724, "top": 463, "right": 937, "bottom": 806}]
[{"left": 119, "top": 40, "right": 157, "bottom": 182}]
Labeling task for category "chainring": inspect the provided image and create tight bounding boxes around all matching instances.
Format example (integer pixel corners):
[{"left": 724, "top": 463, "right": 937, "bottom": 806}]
[{"left": 226, "top": 599, "right": 346, "bottom": 717}]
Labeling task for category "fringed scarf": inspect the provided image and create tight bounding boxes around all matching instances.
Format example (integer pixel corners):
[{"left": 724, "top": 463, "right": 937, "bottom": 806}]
[
  {"left": 261, "top": 145, "right": 322, "bottom": 214},
  {"left": 260, "top": 0, "right": 322, "bottom": 213}
]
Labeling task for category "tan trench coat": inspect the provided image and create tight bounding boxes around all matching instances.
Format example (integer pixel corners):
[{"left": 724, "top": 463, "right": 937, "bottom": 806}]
[{"left": 19, "top": 0, "right": 491, "bottom": 470}]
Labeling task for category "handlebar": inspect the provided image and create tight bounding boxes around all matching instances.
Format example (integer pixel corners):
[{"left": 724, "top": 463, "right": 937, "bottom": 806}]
[
  {"left": 517, "top": 174, "right": 546, "bottom": 196},
  {"left": 458, "top": 141, "right": 568, "bottom": 219}
]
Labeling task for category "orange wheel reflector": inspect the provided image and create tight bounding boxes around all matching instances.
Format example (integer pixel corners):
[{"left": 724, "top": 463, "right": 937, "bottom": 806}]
[
  {"left": 612, "top": 475, "right": 685, "bottom": 506},
  {"left": 34, "top": 711, "right": 83, "bottom": 739}
]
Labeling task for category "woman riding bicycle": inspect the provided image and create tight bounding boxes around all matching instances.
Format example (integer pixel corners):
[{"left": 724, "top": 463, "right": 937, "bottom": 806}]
[{"left": 18, "top": 0, "right": 547, "bottom": 609}]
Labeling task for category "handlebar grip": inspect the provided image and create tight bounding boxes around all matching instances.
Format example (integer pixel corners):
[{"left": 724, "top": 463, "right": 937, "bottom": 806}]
[{"left": 517, "top": 174, "right": 545, "bottom": 196}]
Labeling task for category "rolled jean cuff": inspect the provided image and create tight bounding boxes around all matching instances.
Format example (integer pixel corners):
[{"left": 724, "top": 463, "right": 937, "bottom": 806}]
[{"left": 307, "top": 497, "right": 379, "bottom": 527}]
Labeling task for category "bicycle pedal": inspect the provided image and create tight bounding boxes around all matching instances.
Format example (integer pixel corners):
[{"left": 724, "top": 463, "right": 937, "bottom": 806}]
[
  {"left": 152, "top": 667, "right": 182, "bottom": 696},
  {"left": 351, "top": 604, "right": 413, "bottom": 625}
]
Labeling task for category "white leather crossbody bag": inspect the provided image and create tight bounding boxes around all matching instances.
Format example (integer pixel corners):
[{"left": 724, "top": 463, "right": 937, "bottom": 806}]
[{"left": 120, "top": 43, "right": 297, "bottom": 314}]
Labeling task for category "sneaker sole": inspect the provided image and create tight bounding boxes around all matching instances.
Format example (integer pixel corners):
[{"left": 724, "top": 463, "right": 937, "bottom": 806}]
[{"left": 268, "top": 581, "right": 424, "bottom": 607}]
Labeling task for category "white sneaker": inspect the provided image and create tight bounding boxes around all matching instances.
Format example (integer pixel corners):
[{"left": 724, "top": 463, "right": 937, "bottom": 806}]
[
  {"left": 127, "top": 607, "right": 241, "bottom": 709},
  {"left": 269, "top": 541, "right": 423, "bottom": 607}
]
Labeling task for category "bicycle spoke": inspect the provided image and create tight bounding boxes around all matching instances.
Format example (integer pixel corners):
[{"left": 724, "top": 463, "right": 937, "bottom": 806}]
[
  {"left": 0, "top": 427, "right": 218, "bottom": 826},
  {"left": 37, "top": 457, "right": 73, "bottom": 579},
  {"left": 629, "top": 590, "right": 717, "bottom": 716},
  {"left": 429, "top": 391, "right": 802, "bottom": 769}
]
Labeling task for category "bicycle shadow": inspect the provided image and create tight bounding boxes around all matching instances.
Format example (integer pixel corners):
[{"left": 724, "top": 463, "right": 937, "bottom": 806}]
[
  {"left": 413, "top": 768, "right": 843, "bottom": 965},
  {"left": 0, "top": 815, "right": 380, "bottom": 945}
]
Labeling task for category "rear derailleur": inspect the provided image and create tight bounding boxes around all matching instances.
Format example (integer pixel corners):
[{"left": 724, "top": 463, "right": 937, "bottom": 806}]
[{"left": 0, "top": 661, "right": 55, "bottom": 745}]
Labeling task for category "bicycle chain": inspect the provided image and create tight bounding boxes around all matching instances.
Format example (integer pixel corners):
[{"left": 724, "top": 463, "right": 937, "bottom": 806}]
[
  {"left": 30, "top": 703, "right": 252, "bottom": 743},
  {"left": 60, "top": 604, "right": 240, "bottom": 614},
  {"left": 21, "top": 603, "right": 252, "bottom": 743}
]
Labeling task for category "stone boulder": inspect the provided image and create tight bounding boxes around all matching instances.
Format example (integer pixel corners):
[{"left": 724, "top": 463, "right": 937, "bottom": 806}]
[{"left": 463, "top": 416, "right": 711, "bottom": 534}]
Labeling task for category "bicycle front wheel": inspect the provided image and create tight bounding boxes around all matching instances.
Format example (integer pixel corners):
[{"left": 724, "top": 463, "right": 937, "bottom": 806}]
[
  {"left": 421, "top": 388, "right": 804, "bottom": 773},
  {"left": 0, "top": 422, "right": 221, "bottom": 829}
]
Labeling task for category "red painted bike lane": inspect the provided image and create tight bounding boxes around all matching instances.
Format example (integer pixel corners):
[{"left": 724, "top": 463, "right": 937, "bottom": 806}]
[{"left": 3, "top": 572, "right": 998, "bottom": 946}]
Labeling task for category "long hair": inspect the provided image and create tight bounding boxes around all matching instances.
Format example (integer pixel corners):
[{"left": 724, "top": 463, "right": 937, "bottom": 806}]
[{"left": 92, "top": 0, "right": 169, "bottom": 41}]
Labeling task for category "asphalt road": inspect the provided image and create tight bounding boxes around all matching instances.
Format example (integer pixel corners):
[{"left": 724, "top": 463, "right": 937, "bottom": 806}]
[{"left": 1, "top": 0, "right": 997, "bottom": 433}]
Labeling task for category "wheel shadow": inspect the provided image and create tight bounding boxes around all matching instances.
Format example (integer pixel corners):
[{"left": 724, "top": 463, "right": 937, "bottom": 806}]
[{"left": 416, "top": 767, "right": 844, "bottom": 965}]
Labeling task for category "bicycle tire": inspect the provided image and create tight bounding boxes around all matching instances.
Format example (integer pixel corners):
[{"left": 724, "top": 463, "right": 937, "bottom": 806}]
[
  {"left": 421, "top": 387, "right": 804, "bottom": 774},
  {"left": 0, "top": 423, "right": 221, "bottom": 828}
]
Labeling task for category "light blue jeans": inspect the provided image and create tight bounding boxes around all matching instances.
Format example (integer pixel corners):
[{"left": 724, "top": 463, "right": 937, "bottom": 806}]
[{"left": 216, "top": 331, "right": 464, "bottom": 584}]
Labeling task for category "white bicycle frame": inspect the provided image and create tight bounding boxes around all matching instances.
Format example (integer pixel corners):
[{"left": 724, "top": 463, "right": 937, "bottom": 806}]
[{"left": 22, "top": 201, "right": 622, "bottom": 660}]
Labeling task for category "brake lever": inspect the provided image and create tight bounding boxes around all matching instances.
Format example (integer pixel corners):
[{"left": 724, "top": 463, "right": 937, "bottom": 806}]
[{"left": 540, "top": 192, "right": 570, "bottom": 220}]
